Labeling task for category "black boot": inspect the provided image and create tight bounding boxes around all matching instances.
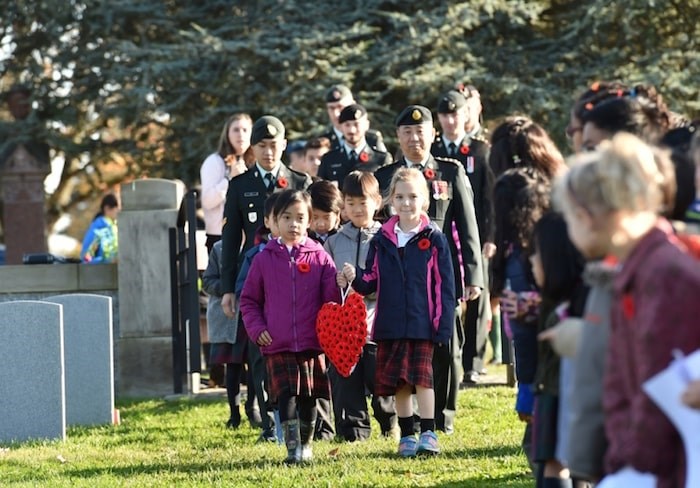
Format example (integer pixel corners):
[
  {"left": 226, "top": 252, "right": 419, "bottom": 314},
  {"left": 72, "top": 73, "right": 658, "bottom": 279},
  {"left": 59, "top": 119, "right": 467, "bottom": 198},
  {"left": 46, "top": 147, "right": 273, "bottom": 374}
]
[{"left": 282, "top": 420, "right": 300, "bottom": 464}]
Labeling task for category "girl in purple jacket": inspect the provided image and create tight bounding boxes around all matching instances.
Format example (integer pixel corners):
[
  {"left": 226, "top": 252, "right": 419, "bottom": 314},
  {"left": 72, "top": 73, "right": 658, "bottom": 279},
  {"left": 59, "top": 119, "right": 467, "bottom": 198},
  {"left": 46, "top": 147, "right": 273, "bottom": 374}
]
[
  {"left": 240, "top": 190, "right": 340, "bottom": 464},
  {"left": 339, "top": 168, "right": 455, "bottom": 458}
]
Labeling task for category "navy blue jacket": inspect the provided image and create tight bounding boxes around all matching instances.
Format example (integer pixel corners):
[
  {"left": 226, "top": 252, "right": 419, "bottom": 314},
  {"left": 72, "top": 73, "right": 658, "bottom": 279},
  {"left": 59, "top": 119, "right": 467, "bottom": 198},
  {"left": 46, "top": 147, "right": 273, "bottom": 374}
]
[{"left": 352, "top": 215, "right": 456, "bottom": 344}]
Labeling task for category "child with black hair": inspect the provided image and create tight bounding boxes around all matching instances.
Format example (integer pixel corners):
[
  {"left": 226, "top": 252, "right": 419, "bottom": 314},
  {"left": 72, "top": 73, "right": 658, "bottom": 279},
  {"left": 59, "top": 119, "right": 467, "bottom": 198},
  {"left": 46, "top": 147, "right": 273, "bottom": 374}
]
[
  {"left": 307, "top": 179, "right": 342, "bottom": 243},
  {"left": 240, "top": 190, "right": 340, "bottom": 464},
  {"left": 528, "top": 213, "right": 587, "bottom": 488},
  {"left": 324, "top": 171, "right": 397, "bottom": 441}
]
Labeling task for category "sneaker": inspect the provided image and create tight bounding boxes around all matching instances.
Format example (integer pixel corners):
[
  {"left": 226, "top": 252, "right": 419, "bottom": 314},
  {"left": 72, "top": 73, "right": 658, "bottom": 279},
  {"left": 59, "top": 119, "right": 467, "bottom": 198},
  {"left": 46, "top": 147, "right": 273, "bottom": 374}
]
[
  {"left": 398, "top": 435, "right": 418, "bottom": 457},
  {"left": 416, "top": 430, "right": 440, "bottom": 456}
]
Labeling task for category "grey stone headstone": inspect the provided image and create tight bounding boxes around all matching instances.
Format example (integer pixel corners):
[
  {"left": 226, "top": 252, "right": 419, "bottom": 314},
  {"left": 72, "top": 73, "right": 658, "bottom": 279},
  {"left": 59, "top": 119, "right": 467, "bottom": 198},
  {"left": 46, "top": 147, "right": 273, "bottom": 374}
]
[
  {"left": 45, "top": 294, "right": 114, "bottom": 426},
  {"left": 0, "top": 301, "right": 65, "bottom": 442},
  {"left": 120, "top": 178, "right": 185, "bottom": 211}
]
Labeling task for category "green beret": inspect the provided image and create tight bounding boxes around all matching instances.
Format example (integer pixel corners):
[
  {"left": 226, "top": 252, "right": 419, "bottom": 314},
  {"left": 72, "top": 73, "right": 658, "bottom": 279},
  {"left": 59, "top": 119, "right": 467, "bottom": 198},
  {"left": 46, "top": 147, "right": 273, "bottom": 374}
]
[
  {"left": 338, "top": 103, "right": 367, "bottom": 124},
  {"left": 251, "top": 116, "right": 285, "bottom": 145},
  {"left": 325, "top": 84, "right": 353, "bottom": 103},
  {"left": 395, "top": 105, "right": 433, "bottom": 127},
  {"left": 437, "top": 90, "right": 467, "bottom": 114}
]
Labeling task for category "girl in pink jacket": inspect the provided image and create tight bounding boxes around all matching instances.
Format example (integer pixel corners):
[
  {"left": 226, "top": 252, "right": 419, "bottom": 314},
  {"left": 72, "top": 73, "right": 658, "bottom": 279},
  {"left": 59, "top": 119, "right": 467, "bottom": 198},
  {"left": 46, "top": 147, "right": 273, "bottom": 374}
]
[{"left": 240, "top": 189, "right": 340, "bottom": 465}]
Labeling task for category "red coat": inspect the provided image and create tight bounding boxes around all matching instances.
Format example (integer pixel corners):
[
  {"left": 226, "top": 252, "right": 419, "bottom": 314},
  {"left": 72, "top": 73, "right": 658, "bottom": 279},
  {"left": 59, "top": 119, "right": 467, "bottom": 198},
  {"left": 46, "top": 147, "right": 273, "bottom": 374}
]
[{"left": 603, "top": 220, "right": 700, "bottom": 488}]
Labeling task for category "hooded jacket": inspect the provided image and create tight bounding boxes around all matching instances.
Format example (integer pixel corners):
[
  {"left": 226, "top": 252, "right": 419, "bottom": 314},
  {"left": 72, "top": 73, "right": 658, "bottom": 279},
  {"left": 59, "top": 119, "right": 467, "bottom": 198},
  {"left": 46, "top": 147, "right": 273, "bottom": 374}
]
[
  {"left": 324, "top": 221, "right": 380, "bottom": 336},
  {"left": 240, "top": 237, "right": 340, "bottom": 355},
  {"left": 351, "top": 215, "right": 455, "bottom": 344}
]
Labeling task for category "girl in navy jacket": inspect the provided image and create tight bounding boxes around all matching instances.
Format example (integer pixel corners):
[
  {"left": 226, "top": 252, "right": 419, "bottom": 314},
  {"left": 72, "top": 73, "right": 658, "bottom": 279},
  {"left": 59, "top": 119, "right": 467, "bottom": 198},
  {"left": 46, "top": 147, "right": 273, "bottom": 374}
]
[{"left": 340, "top": 167, "right": 455, "bottom": 458}]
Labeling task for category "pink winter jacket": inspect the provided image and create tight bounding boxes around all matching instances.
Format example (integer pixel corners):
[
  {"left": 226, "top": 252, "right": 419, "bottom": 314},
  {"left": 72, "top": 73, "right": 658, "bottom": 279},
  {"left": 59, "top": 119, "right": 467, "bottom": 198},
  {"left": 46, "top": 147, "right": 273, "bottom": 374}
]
[
  {"left": 603, "top": 220, "right": 700, "bottom": 488},
  {"left": 240, "top": 237, "right": 340, "bottom": 355}
]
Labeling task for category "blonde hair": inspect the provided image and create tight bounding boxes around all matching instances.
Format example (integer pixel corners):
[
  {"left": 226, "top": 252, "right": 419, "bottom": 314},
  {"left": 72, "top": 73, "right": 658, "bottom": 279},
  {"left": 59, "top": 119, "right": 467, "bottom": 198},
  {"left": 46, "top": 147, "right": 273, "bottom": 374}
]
[
  {"left": 555, "top": 132, "right": 673, "bottom": 217},
  {"left": 387, "top": 167, "right": 430, "bottom": 212}
]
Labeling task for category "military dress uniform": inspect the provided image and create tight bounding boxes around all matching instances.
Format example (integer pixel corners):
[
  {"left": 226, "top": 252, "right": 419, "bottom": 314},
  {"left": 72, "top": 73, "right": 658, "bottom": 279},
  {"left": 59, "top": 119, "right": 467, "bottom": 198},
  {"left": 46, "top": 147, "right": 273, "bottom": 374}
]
[
  {"left": 220, "top": 164, "right": 311, "bottom": 293},
  {"left": 322, "top": 127, "right": 387, "bottom": 154},
  {"left": 375, "top": 105, "right": 484, "bottom": 435},
  {"left": 431, "top": 129, "right": 494, "bottom": 380},
  {"left": 318, "top": 145, "right": 391, "bottom": 185}
]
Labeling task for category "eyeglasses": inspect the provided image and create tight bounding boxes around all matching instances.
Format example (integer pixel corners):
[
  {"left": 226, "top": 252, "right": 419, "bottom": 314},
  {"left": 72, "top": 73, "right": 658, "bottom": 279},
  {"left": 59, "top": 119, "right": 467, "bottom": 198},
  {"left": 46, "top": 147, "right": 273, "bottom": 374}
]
[{"left": 565, "top": 124, "right": 582, "bottom": 139}]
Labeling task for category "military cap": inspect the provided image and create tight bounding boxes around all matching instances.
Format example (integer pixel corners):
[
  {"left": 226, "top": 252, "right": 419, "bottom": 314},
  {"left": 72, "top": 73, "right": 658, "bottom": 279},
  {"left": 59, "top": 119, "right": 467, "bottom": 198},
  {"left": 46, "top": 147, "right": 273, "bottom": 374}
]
[
  {"left": 437, "top": 90, "right": 468, "bottom": 114},
  {"left": 325, "top": 84, "right": 353, "bottom": 103},
  {"left": 395, "top": 105, "right": 433, "bottom": 127},
  {"left": 251, "top": 115, "right": 285, "bottom": 145},
  {"left": 338, "top": 103, "right": 367, "bottom": 124},
  {"left": 286, "top": 139, "right": 307, "bottom": 154}
]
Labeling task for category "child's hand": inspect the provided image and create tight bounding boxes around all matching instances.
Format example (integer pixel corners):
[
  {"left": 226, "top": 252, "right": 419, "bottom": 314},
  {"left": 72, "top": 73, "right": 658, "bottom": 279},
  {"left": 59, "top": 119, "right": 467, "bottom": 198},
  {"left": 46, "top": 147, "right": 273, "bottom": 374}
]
[
  {"left": 336, "top": 271, "right": 348, "bottom": 288},
  {"left": 499, "top": 290, "right": 518, "bottom": 318},
  {"left": 342, "top": 263, "right": 356, "bottom": 283},
  {"left": 682, "top": 380, "right": 700, "bottom": 409},
  {"left": 256, "top": 330, "right": 272, "bottom": 347}
]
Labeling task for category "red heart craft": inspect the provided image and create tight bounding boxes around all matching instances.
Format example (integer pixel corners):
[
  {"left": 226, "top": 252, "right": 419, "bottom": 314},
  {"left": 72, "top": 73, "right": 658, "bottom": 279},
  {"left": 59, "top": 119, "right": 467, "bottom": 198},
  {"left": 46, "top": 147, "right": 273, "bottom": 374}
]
[{"left": 316, "top": 291, "right": 367, "bottom": 377}]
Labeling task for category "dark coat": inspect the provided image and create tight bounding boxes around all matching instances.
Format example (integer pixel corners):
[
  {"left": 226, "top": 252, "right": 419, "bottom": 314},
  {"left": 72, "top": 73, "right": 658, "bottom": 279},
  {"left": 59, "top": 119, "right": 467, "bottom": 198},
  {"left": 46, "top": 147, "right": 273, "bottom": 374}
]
[
  {"left": 374, "top": 155, "right": 484, "bottom": 296},
  {"left": 317, "top": 144, "right": 392, "bottom": 185},
  {"left": 322, "top": 127, "right": 387, "bottom": 153},
  {"left": 351, "top": 215, "right": 455, "bottom": 344},
  {"left": 431, "top": 132, "right": 494, "bottom": 243},
  {"left": 220, "top": 163, "right": 311, "bottom": 293}
]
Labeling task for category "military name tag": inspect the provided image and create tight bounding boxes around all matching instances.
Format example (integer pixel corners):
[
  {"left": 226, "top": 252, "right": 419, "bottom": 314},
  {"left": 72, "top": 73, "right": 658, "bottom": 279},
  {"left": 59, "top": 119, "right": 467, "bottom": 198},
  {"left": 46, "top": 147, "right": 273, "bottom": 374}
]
[
  {"left": 244, "top": 191, "right": 259, "bottom": 197},
  {"left": 248, "top": 212, "right": 258, "bottom": 223},
  {"left": 466, "top": 156, "right": 474, "bottom": 174}
]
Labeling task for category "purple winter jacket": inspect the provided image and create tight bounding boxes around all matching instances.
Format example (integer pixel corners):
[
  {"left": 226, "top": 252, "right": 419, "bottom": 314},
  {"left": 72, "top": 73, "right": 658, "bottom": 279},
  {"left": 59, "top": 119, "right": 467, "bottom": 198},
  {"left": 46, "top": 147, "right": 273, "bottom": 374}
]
[{"left": 240, "top": 237, "right": 340, "bottom": 355}]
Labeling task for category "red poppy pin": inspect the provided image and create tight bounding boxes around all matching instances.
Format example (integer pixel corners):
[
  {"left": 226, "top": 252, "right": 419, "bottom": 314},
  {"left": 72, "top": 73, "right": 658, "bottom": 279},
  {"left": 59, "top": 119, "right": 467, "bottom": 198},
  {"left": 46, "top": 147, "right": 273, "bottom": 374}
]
[
  {"left": 277, "top": 177, "right": 288, "bottom": 189},
  {"left": 418, "top": 238, "right": 431, "bottom": 251},
  {"left": 297, "top": 262, "right": 310, "bottom": 273},
  {"left": 459, "top": 145, "right": 470, "bottom": 155},
  {"left": 423, "top": 168, "right": 436, "bottom": 180},
  {"left": 359, "top": 151, "right": 369, "bottom": 163},
  {"left": 621, "top": 293, "right": 635, "bottom": 320}
]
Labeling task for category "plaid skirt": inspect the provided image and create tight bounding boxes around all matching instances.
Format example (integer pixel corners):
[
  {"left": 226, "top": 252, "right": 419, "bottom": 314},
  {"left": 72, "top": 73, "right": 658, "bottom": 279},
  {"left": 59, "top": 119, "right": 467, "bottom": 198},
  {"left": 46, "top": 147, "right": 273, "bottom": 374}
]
[
  {"left": 531, "top": 393, "right": 559, "bottom": 462},
  {"left": 374, "top": 339, "right": 434, "bottom": 397},
  {"left": 265, "top": 350, "right": 330, "bottom": 403},
  {"left": 209, "top": 325, "right": 248, "bottom": 365}
]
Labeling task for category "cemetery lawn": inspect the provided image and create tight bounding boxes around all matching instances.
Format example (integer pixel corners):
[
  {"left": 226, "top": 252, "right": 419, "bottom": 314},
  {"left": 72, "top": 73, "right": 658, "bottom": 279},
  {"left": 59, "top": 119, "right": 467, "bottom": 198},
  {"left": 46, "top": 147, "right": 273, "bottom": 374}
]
[{"left": 0, "top": 382, "right": 531, "bottom": 487}]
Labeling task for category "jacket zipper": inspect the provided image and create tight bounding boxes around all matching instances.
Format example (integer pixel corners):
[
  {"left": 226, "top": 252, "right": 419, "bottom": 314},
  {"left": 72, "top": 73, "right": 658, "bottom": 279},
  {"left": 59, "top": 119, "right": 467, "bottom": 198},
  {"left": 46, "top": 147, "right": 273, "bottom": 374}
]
[
  {"left": 355, "top": 227, "right": 362, "bottom": 267},
  {"left": 291, "top": 252, "right": 298, "bottom": 350}
]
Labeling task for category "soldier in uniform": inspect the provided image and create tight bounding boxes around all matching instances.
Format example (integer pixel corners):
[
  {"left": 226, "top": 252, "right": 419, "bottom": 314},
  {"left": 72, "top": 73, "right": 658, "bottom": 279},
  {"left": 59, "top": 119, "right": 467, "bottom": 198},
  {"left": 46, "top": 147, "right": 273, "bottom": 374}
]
[
  {"left": 322, "top": 84, "right": 387, "bottom": 153},
  {"left": 220, "top": 115, "right": 312, "bottom": 315},
  {"left": 432, "top": 90, "right": 495, "bottom": 384},
  {"left": 375, "top": 105, "right": 484, "bottom": 435},
  {"left": 317, "top": 103, "right": 392, "bottom": 185}
]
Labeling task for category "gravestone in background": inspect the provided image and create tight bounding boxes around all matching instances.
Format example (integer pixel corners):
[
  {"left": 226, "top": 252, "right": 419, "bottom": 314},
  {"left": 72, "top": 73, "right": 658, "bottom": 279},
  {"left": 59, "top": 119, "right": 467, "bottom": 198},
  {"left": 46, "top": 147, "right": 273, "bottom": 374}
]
[
  {"left": 0, "top": 301, "right": 65, "bottom": 442},
  {"left": 45, "top": 294, "right": 114, "bottom": 426}
]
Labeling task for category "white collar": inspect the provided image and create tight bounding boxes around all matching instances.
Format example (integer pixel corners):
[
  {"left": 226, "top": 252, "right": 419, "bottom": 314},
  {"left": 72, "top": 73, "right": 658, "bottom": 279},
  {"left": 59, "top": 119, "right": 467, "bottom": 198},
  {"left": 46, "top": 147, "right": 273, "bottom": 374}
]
[
  {"left": 404, "top": 155, "right": 430, "bottom": 168},
  {"left": 256, "top": 163, "right": 281, "bottom": 180},
  {"left": 344, "top": 140, "right": 367, "bottom": 155},
  {"left": 442, "top": 133, "right": 465, "bottom": 147},
  {"left": 394, "top": 221, "right": 421, "bottom": 236}
]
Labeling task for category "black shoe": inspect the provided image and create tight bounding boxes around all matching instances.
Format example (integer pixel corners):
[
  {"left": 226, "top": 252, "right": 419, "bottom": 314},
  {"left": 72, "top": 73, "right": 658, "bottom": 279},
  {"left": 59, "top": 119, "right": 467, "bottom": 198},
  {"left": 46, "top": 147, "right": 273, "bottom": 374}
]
[
  {"left": 226, "top": 408, "right": 241, "bottom": 429},
  {"left": 256, "top": 429, "right": 277, "bottom": 443}
]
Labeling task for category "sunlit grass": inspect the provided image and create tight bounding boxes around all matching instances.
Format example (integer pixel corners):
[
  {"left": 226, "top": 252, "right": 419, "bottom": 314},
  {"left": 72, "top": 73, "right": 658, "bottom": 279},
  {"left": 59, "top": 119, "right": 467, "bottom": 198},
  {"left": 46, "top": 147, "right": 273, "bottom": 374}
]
[{"left": 0, "top": 368, "right": 532, "bottom": 487}]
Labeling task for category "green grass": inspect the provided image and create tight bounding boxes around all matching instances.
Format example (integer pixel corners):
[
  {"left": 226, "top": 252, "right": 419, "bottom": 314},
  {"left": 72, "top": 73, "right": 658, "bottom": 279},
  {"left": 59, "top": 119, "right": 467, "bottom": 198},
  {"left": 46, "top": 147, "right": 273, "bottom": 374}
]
[{"left": 0, "top": 378, "right": 532, "bottom": 487}]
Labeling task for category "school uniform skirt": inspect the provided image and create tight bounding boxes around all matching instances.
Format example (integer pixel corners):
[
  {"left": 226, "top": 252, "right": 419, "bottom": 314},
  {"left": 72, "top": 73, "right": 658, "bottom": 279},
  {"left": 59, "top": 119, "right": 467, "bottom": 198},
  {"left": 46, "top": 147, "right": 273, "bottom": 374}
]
[
  {"left": 265, "top": 350, "right": 330, "bottom": 403},
  {"left": 209, "top": 324, "right": 248, "bottom": 365},
  {"left": 374, "top": 339, "right": 434, "bottom": 397}
]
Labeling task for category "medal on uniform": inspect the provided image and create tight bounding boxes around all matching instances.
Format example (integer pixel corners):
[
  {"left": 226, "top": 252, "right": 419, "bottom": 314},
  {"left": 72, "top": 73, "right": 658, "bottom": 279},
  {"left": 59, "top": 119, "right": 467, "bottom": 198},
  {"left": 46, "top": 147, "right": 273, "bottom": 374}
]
[
  {"left": 466, "top": 156, "right": 474, "bottom": 173},
  {"left": 432, "top": 180, "right": 448, "bottom": 201},
  {"left": 248, "top": 212, "right": 258, "bottom": 223}
]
